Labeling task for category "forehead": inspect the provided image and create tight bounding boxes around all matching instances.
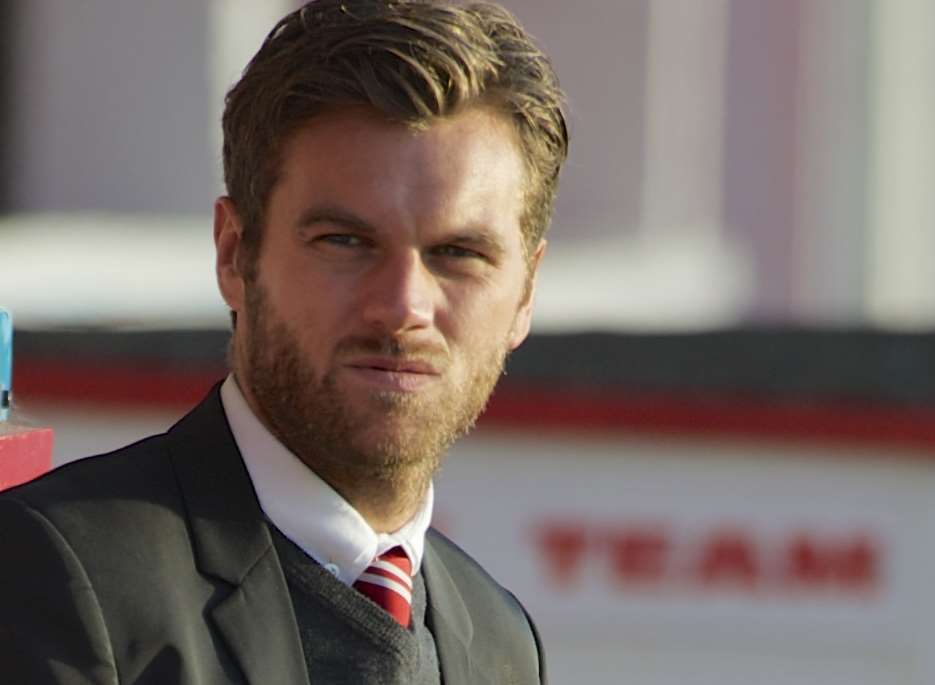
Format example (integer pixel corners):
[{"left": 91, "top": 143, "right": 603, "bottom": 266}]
[
  {"left": 271, "top": 106, "right": 528, "bottom": 237},
  {"left": 281, "top": 105, "right": 523, "bottom": 177}
]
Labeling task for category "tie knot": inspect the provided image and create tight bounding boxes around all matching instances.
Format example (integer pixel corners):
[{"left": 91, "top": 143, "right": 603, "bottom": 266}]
[
  {"left": 352, "top": 546, "right": 413, "bottom": 627},
  {"left": 375, "top": 546, "right": 413, "bottom": 577}
]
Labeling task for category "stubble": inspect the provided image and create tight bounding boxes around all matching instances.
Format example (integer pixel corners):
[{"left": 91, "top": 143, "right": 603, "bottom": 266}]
[{"left": 238, "top": 283, "right": 509, "bottom": 521}]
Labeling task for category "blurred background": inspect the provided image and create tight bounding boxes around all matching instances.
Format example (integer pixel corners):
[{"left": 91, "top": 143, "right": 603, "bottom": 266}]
[{"left": 2, "top": 1, "right": 935, "bottom": 683}]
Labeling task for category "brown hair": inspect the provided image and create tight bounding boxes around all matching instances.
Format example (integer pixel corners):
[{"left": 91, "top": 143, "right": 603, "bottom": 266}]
[{"left": 222, "top": 0, "right": 568, "bottom": 277}]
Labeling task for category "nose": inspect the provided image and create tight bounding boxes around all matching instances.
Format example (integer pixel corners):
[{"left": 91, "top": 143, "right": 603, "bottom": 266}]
[{"left": 360, "top": 249, "right": 435, "bottom": 334}]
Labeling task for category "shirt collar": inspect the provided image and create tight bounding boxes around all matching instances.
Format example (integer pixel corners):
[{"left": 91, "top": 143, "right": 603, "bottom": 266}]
[{"left": 219, "top": 375, "right": 433, "bottom": 586}]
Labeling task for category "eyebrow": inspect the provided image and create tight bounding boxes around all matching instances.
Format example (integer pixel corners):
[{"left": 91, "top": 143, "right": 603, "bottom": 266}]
[{"left": 295, "top": 205, "right": 376, "bottom": 233}]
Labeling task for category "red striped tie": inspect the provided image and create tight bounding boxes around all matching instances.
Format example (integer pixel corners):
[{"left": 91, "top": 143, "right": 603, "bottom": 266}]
[{"left": 353, "top": 546, "right": 413, "bottom": 627}]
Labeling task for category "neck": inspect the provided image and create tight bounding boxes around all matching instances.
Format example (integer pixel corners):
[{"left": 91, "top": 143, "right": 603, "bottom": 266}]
[{"left": 329, "top": 475, "right": 430, "bottom": 534}]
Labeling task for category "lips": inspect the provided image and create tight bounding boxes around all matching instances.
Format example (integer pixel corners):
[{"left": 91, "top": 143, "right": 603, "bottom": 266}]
[
  {"left": 342, "top": 356, "right": 441, "bottom": 392},
  {"left": 344, "top": 357, "right": 440, "bottom": 375}
]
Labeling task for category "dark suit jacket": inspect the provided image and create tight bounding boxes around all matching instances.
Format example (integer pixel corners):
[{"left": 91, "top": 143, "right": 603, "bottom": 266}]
[{"left": 0, "top": 388, "right": 546, "bottom": 684}]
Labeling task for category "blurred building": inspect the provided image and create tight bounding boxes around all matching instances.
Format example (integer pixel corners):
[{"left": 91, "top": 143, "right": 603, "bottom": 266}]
[{"left": 3, "top": 0, "right": 934, "bottom": 330}]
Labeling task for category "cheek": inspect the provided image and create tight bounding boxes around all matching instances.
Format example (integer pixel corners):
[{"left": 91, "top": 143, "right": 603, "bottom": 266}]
[
  {"left": 253, "top": 270, "right": 336, "bottom": 353},
  {"left": 442, "top": 286, "right": 521, "bottom": 350},
  {"left": 261, "top": 250, "right": 335, "bottom": 317}
]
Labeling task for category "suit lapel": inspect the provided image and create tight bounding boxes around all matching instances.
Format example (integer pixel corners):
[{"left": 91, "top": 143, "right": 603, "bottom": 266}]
[
  {"left": 422, "top": 534, "right": 495, "bottom": 685},
  {"left": 210, "top": 550, "right": 308, "bottom": 685},
  {"left": 166, "top": 387, "right": 309, "bottom": 685}
]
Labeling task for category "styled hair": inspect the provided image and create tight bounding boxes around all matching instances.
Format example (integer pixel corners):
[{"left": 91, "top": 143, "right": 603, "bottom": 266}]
[{"left": 222, "top": 0, "right": 568, "bottom": 276}]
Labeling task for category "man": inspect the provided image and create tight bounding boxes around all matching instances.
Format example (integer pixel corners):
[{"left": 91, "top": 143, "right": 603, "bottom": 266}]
[{"left": 0, "top": 0, "right": 568, "bottom": 682}]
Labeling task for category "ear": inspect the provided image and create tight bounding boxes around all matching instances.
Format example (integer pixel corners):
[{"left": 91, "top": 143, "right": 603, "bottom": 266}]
[
  {"left": 214, "top": 197, "right": 247, "bottom": 315},
  {"left": 508, "top": 239, "right": 547, "bottom": 350}
]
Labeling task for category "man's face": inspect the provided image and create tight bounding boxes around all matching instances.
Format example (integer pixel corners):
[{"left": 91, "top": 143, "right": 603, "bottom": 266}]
[{"left": 215, "top": 106, "right": 543, "bottom": 494}]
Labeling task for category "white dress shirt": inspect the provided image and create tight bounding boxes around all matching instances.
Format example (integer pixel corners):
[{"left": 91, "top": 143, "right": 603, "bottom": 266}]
[{"left": 219, "top": 375, "right": 433, "bottom": 586}]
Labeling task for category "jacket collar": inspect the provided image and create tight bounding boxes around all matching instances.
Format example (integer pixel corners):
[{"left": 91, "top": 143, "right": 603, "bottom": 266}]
[{"left": 166, "top": 386, "right": 310, "bottom": 685}]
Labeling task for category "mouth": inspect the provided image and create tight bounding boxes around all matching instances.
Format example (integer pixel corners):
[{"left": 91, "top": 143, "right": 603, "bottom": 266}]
[
  {"left": 343, "top": 357, "right": 441, "bottom": 392},
  {"left": 345, "top": 357, "right": 440, "bottom": 375}
]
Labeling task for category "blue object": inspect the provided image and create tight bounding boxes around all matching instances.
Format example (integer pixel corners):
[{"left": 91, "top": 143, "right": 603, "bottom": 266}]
[{"left": 0, "top": 308, "right": 10, "bottom": 422}]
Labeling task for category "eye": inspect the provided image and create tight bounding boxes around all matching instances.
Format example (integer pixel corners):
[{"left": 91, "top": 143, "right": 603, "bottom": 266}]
[
  {"left": 305, "top": 232, "right": 374, "bottom": 261},
  {"left": 432, "top": 244, "right": 485, "bottom": 260},
  {"left": 317, "top": 233, "right": 366, "bottom": 248}
]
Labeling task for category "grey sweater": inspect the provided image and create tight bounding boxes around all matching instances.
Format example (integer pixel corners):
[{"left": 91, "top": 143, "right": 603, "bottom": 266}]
[{"left": 270, "top": 524, "right": 442, "bottom": 684}]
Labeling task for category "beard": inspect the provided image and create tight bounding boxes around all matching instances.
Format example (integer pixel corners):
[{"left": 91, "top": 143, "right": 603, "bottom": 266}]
[{"left": 238, "top": 283, "right": 510, "bottom": 511}]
